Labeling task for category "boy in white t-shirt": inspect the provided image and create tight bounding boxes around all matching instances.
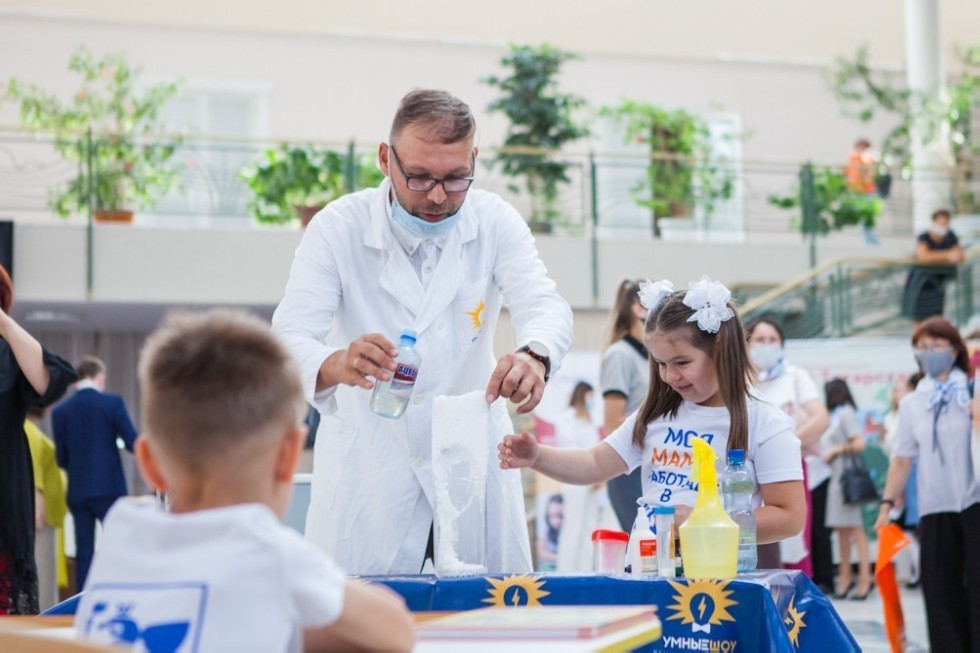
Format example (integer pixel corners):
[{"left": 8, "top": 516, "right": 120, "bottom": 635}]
[{"left": 75, "top": 311, "right": 415, "bottom": 652}]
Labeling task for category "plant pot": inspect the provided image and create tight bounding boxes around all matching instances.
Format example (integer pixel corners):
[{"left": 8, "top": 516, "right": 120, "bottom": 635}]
[
  {"left": 528, "top": 220, "right": 553, "bottom": 234},
  {"left": 93, "top": 209, "right": 134, "bottom": 223},
  {"left": 294, "top": 205, "right": 325, "bottom": 227}
]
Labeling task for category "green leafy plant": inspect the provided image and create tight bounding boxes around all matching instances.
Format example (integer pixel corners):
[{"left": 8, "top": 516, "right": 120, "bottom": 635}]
[
  {"left": 601, "top": 100, "right": 735, "bottom": 236},
  {"left": 768, "top": 166, "right": 883, "bottom": 234},
  {"left": 830, "top": 44, "right": 980, "bottom": 213},
  {"left": 2, "top": 46, "right": 182, "bottom": 217},
  {"left": 240, "top": 144, "right": 382, "bottom": 224},
  {"left": 483, "top": 43, "right": 589, "bottom": 228}
]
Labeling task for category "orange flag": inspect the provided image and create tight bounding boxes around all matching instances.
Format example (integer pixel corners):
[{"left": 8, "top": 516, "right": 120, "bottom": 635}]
[{"left": 876, "top": 523, "right": 912, "bottom": 653}]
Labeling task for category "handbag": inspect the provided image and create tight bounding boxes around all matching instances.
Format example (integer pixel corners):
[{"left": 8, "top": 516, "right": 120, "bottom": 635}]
[{"left": 840, "top": 453, "right": 879, "bottom": 505}]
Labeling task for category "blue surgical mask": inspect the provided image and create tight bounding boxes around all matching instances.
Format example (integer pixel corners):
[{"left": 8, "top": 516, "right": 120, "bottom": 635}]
[
  {"left": 390, "top": 195, "right": 462, "bottom": 239},
  {"left": 749, "top": 344, "right": 782, "bottom": 372},
  {"left": 916, "top": 349, "right": 955, "bottom": 378}
]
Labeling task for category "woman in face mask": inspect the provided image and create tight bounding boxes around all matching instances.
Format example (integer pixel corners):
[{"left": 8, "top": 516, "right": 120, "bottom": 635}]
[
  {"left": 553, "top": 381, "right": 601, "bottom": 572},
  {"left": 746, "top": 317, "right": 830, "bottom": 584},
  {"left": 901, "top": 208, "right": 965, "bottom": 324},
  {"left": 874, "top": 317, "right": 980, "bottom": 653}
]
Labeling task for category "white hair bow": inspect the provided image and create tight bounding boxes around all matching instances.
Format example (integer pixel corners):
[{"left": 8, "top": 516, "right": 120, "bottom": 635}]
[
  {"left": 683, "top": 276, "right": 734, "bottom": 334},
  {"left": 637, "top": 279, "right": 674, "bottom": 311}
]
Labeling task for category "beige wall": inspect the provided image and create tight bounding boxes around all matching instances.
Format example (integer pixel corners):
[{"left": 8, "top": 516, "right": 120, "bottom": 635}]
[
  {"left": 1, "top": 0, "right": 978, "bottom": 66},
  {"left": 0, "top": 13, "right": 900, "bottom": 165}
]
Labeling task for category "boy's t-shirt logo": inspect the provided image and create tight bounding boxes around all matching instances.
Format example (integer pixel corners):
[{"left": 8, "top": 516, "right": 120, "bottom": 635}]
[{"left": 80, "top": 583, "right": 207, "bottom": 653}]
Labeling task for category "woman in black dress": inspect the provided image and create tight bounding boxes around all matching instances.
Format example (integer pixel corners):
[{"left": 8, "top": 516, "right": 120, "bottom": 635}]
[
  {"left": 0, "top": 264, "right": 76, "bottom": 614},
  {"left": 902, "top": 208, "right": 965, "bottom": 323}
]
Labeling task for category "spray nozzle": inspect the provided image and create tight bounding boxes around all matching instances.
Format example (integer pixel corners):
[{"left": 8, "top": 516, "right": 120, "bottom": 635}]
[{"left": 690, "top": 436, "right": 718, "bottom": 492}]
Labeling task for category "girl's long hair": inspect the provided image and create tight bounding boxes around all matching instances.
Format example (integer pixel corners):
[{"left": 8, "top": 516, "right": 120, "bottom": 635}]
[
  {"left": 606, "top": 279, "right": 642, "bottom": 348},
  {"left": 824, "top": 378, "right": 857, "bottom": 411},
  {"left": 632, "top": 290, "right": 752, "bottom": 452}
]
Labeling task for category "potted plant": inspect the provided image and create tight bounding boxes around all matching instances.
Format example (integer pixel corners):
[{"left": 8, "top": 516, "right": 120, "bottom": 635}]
[
  {"left": 830, "top": 44, "right": 980, "bottom": 214},
  {"left": 483, "top": 43, "right": 589, "bottom": 232},
  {"left": 2, "top": 46, "right": 182, "bottom": 221},
  {"left": 768, "top": 165, "right": 883, "bottom": 235},
  {"left": 239, "top": 144, "right": 382, "bottom": 225},
  {"left": 601, "top": 100, "right": 735, "bottom": 238}
]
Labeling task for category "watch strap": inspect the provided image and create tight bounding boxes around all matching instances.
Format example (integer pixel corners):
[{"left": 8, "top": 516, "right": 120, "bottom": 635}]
[{"left": 517, "top": 345, "right": 551, "bottom": 382}]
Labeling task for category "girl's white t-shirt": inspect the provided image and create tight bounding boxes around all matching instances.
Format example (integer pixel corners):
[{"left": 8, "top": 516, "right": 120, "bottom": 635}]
[{"left": 603, "top": 393, "right": 802, "bottom": 509}]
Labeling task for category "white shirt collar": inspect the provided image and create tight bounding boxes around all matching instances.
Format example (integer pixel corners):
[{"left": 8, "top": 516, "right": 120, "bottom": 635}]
[{"left": 75, "top": 379, "right": 100, "bottom": 391}]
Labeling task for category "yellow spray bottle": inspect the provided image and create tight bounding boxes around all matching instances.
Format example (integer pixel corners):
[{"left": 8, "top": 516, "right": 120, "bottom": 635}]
[{"left": 678, "top": 436, "right": 739, "bottom": 579}]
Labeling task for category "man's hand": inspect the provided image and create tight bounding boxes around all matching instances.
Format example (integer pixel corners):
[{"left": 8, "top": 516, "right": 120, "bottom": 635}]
[
  {"left": 485, "top": 352, "right": 546, "bottom": 414},
  {"left": 319, "top": 334, "right": 399, "bottom": 391},
  {"left": 498, "top": 432, "right": 539, "bottom": 469}
]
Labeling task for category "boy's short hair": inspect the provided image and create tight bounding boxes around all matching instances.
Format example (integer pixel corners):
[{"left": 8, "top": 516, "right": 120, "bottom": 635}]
[
  {"left": 75, "top": 355, "right": 106, "bottom": 380},
  {"left": 138, "top": 310, "right": 306, "bottom": 470}
]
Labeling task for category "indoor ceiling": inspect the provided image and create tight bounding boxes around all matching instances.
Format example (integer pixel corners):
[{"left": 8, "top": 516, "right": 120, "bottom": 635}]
[{"left": 10, "top": 300, "right": 277, "bottom": 334}]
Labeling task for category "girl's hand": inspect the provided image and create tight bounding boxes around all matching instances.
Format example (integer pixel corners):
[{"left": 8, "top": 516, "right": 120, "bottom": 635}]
[
  {"left": 498, "top": 432, "right": 539, "bottom": 469},
  {"left": 873, "top": 504, "right": 891, "bottom": 531}
]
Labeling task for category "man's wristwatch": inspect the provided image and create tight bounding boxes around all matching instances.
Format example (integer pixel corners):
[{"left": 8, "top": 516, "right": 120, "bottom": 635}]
[
  {"left": 517, "top": 342, "right": 551, "bottom": 382},
  {"left": 879, "top": 498, "right": 896, "bottom": 509}
]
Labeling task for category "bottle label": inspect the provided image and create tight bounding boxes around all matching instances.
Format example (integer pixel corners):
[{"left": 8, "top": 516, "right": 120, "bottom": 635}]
[
  {"left": 639, "top": 539, "right": 657, "bottom": 573},
  {"left": 639, "top": 539, "right": 657, "bottom": 557},
  {"left": 389, "top": 364, "right": 419, "bottom": 396},
  {"left": 394, "top": 364, "right": 418, "bottom": 382}
]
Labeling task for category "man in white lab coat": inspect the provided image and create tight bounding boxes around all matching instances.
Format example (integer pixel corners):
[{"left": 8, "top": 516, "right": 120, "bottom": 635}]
[{"left": 272, "top": 89, "right": 573, "bottom": 575}]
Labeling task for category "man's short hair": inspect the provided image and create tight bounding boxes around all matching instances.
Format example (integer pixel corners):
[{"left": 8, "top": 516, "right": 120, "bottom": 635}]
[
  {"left": 75, "top": 356, "right": 106, "bottom": 381},
  {"left": 389, "top": 89, "right": 476, "bottom": 145},
  {"left": 138, "top": 310, "right": 306, "bottom": 471},
  {"left": 932, "top": 208, "right": 952, "bottom": 222}
]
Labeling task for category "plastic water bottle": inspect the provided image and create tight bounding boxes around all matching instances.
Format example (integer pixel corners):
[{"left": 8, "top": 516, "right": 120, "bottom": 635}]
[
  {"left": 720, "top": 449, "right": 757, "bottom": 572},
  {"left": 370, "top": 329, "right": 420, "bottom": 419}
]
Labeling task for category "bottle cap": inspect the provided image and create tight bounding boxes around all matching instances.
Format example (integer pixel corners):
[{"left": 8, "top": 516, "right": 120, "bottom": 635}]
[
  {"left": 653, "top": 506, "right": 675, "bottom": 515},
  {"left": 727, "top": 448, "right": 745, "bottom": 465},
  {"left": 399, "top": 329, "right": 418, "bottom": 343},
  {"left": 591, "top": 529, "right": 629, "bottom": 542}
]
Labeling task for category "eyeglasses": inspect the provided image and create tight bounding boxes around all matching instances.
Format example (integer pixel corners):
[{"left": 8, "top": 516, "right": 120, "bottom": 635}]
[{"left": 389, "top": 145, "right": 475, "bottom": 193}]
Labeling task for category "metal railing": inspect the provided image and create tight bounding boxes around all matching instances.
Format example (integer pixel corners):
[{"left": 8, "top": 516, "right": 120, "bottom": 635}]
[
  {"left": 5, "top": 127, "right": 978, "bottom": 241},
  {"left": 740, "top": 248, "right": 980, "bottom": 337}
]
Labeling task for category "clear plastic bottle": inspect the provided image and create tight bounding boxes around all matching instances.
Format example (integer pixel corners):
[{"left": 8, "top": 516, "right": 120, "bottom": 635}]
[
  {"left": 370, "top": 329, "right": 421, "bottom": 419},
  {"left": 654, "top": 506, "right": 675, "bottom": 579},
  {"left": 720, "top": 448, "right": 758, "bottom": 572},
  {"left": 626, "top": 499, "right": 658, "bottom": 575}
]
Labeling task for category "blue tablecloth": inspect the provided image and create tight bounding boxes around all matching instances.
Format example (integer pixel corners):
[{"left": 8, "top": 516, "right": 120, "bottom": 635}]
[{"left": 364, "top": 570, "right": 858, "bottom": 652}]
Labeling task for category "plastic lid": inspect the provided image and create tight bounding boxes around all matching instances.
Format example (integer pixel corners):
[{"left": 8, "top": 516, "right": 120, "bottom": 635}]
[
  {"left": 591, "top": 529, "right": 629, "bottom": 542},
  {"left": 653, "top": 506, "right": 675, "bottom": 515},
  {"left": 399, "top": 329, "right": 418, "bottom": 342},
  {"left": 727, "top": 448, "right": 745, "bottom": 465}
]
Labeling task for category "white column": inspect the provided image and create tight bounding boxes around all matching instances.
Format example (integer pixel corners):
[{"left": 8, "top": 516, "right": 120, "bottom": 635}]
[{"left": 904, "top": 0, "right": 952, "bottom": 234}]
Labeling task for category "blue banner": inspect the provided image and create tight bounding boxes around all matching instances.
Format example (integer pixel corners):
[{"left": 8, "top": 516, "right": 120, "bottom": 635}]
[{"left": 364, "top": 570, "right": 858, "bottom": 652}]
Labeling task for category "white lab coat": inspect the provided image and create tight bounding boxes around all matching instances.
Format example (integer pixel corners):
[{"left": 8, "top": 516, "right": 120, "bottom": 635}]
[{"left": 272, "top": 179, "right": 573, "bottom": 575}]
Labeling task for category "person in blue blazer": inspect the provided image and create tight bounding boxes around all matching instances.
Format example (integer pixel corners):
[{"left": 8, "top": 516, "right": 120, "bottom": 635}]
[{"left": 52, "top": 356, "right": 138, "bottom": 590}]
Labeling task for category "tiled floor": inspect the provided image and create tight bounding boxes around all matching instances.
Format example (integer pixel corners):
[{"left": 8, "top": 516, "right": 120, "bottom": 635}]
[{"left": 828, "top": 584, "right": 929, "bottom": 652}]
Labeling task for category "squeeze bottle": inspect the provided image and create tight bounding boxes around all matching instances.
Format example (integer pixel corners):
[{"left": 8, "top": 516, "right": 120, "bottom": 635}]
[
  {"left": 626, "top": 499, "right": 657, "bottom": 575},
  {"left": 678, "top": 437, "right": 739, "bottom": 579}
]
